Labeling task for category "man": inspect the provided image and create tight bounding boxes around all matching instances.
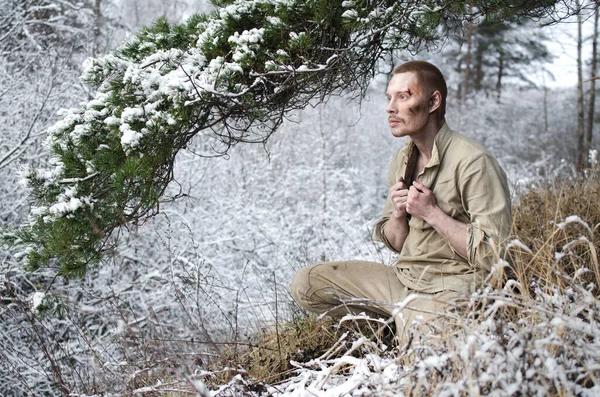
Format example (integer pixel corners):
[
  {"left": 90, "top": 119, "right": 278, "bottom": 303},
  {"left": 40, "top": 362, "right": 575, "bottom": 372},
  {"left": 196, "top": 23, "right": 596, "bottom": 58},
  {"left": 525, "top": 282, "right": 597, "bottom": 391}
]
[{"left": 289, "top": 61, "right": 512, "bottom": 342}]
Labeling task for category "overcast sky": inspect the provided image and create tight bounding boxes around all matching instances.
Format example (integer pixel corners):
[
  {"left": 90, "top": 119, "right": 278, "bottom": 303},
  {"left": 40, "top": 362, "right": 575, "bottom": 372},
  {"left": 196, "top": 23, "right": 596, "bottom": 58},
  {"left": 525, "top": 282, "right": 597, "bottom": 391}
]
[{"left": 543, "top": 15, "right": 597, "bottom": 88}]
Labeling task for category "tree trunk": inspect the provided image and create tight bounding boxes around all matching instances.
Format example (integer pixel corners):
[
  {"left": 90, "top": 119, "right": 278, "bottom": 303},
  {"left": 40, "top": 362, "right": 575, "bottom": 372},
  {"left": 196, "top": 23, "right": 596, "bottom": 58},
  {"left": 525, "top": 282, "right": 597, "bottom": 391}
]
[
  {"left": 475, "top": 39, "right": 484, "bottom": 92},
  {"left": 586, "top": 5, "right": 599, "bottom": 168},
  {"left": 577, "top": 3, "right": 585, "bottom": 173},
  {"left": 93, "top": 0, "right": 102, "bottom": 58},
  {"left": 318, "top": 105, "right": 327, "bottom": 258},
  {"left": 496, "top": 52, "right": 504, "bottom": 101},
  {"left": 456, "top": 58, "right": 463, "bottom": 101},
  {"left": 544, "top": 84, "right": 549, "bottom": 133},
  {"left": 319, "top": 107, "right": 326, "bottom": 219},
  {"left": 464, "top": 6, "right": 473, "bottom": 98}
]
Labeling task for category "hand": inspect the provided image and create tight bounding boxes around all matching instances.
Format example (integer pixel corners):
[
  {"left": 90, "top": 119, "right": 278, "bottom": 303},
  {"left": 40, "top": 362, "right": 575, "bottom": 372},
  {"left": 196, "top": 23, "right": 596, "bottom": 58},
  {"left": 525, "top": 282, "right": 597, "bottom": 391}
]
[
  {"left": 389, "top": 176, "right": 409, "bottom": 219},
  {"left": 406, "top": 181, "right": 438, "bottom": 221}
]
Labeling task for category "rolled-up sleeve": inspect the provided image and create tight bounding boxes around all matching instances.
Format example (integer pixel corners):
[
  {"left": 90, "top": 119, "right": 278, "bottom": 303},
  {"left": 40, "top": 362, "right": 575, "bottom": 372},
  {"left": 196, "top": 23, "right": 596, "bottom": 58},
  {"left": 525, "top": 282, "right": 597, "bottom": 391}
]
[
  {"left": 373, "top": 216, "right": 402, "bottom": 253},
  {"left": 460, "top": 154, "right": 512, "bottom": 272},
  {"left": 372, "top": 150, "right": 403, "bottom": 254}
]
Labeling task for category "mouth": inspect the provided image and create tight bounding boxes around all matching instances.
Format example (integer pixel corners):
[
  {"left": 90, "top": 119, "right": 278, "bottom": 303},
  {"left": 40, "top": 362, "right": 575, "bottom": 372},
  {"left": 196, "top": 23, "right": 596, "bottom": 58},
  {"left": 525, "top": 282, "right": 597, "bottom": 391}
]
[{"left": 388, "top": 118, "right": 401, "bottom": 127}]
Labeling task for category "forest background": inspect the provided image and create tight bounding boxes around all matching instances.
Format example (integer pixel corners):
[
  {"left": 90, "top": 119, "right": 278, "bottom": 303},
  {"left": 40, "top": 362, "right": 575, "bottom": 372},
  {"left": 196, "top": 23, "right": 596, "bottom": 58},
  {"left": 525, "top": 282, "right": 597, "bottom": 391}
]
[{"left": 1, "top": 0, "right": 600, "bottom": 395}]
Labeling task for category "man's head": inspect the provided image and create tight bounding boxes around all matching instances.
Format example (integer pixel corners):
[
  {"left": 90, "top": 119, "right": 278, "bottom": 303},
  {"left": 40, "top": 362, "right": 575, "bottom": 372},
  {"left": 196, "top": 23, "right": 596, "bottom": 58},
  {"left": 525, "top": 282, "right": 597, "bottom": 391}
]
[
  {"left": 385, "top": 61, "right": 447, "bottom": 138},
  {"left": 393, "top": 61, "right": 447, "bottom": 118}
]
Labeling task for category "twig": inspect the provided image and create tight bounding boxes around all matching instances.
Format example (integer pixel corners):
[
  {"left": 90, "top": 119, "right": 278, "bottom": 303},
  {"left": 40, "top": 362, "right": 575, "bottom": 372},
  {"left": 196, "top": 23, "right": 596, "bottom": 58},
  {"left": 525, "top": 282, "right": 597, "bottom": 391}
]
[{"left": 273, "top": 271, "right": 282, "bottom": 363}]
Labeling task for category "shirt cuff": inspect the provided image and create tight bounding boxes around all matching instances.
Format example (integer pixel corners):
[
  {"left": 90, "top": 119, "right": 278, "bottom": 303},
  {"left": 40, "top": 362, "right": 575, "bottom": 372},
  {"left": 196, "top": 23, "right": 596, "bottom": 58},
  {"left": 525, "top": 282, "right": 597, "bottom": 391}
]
[
  {"left": 467, "top": 222, "right": 495, "bottom": 271},
  {"left": 373, "top": 218, "right": 402, "bottom": 254}
]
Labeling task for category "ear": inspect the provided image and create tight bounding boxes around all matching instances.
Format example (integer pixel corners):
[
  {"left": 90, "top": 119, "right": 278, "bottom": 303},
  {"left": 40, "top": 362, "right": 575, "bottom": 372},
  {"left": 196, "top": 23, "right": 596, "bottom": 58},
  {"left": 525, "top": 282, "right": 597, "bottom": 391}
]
[{"left": 428, "top": 91, "right": 442, "bottom": 113}]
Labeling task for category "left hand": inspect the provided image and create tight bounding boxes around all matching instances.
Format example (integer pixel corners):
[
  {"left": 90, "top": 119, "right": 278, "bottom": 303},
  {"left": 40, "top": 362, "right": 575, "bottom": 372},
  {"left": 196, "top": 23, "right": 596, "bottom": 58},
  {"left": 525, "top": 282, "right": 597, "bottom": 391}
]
[{"left": 406, "top": 181, "right": 438, "bottom": 221}]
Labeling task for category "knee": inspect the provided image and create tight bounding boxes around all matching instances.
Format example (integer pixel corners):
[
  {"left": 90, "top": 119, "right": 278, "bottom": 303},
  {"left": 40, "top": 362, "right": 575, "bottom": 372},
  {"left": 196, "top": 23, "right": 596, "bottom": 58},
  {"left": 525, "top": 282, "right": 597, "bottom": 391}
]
[{"left": 289, "top": 263, "right": 319, "bottom": 308}]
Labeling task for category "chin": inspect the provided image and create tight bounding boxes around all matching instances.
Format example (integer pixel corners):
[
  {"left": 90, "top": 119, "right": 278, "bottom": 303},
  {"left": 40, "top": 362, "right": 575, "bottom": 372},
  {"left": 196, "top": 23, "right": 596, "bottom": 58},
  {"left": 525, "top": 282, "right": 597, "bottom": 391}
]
[{"left": 391, "top": 129, "right": 409, "bottom": 138}]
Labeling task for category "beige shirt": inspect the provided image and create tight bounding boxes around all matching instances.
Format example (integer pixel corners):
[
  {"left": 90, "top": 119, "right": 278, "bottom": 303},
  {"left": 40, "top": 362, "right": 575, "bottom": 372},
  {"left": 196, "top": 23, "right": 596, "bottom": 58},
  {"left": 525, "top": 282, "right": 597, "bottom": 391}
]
[{"left": 373, "top": 123, "right": 512, "bottom": 294}]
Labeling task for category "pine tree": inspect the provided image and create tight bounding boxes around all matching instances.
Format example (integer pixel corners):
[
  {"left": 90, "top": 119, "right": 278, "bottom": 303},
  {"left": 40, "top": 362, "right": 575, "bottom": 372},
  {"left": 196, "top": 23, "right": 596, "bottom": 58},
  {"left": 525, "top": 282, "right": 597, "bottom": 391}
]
[
  {"left": 2, "top": 0, "right": 583, "bottom": 277},
  {"left": 452, "top": 13, "right": 552, "bottom": 98}
]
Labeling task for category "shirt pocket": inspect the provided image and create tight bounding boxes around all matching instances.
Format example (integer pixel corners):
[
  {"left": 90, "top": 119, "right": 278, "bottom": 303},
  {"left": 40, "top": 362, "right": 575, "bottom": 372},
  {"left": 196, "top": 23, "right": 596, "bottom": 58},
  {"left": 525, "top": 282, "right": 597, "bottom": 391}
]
[{"left": 433, "top": 177, "right": 461, "bottom": 219}]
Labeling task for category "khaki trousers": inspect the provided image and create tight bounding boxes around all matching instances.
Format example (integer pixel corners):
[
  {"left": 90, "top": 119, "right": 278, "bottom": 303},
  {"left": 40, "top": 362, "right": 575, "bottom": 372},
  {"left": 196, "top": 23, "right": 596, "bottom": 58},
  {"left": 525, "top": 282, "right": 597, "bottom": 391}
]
[{"left": 289, "top": 261, "right": 462, "bottom": 344}]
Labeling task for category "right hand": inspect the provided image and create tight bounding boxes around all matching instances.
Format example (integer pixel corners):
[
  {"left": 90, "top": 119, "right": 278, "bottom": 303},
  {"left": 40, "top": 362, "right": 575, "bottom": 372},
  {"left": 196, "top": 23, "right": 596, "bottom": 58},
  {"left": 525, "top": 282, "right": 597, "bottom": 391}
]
[{"left": 390, "top": 176, "right": 409, "bottom": 219}]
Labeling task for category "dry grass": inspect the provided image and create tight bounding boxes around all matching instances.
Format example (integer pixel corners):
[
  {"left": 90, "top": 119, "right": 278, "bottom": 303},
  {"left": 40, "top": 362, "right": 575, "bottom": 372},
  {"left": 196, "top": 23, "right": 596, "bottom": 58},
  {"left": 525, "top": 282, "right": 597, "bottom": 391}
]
[
  {"left": 509, "top": 173, "right": 600, "bottom": 296},
  {"left": 208, "top": 312, "right": 396, "bottom": 390},
  {"left": 210, "top": 173, "right": 600, "bottom": 395}
]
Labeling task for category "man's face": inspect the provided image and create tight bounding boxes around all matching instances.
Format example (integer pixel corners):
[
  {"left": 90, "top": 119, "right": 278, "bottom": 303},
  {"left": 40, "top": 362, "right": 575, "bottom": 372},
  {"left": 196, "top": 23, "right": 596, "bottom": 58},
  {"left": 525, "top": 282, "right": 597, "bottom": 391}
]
[{"left": 385, "top": 72, "right": 432, "bottom": 138}]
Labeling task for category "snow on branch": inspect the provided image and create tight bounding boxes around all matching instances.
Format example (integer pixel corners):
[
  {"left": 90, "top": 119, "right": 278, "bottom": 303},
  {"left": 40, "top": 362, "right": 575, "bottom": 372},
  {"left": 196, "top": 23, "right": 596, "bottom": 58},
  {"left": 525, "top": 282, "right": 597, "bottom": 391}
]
[{"left": 2, "top": 0, "right": 578, "bottom": 277}]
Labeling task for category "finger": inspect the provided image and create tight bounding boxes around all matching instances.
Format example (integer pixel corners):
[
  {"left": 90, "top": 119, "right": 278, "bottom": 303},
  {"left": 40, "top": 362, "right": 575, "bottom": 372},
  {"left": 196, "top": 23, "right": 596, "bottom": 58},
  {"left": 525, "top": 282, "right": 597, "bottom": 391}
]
[
  {"left": 394, "top": 200, "right": 405, "bottom": 211},
  {"left": 393, "top": 179, "right": 407, "bottom": 190},
  {"left": 392, "top": 188, "right": 408, "bottom": 198},
  {"left": 412, "top": 181, "right": 429, "bottom": 193},
  {"left": 394, "top": 196, "right": 407, "bottom": 206}
]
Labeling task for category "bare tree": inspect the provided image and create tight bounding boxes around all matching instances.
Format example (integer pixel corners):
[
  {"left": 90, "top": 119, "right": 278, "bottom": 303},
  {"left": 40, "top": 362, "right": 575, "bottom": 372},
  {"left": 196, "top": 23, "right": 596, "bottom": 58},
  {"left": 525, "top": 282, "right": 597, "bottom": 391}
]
[
  {"left": 586, "top": 4, "right": 599, "bottom": 168},
  {"left": 577, "top": 0, "right": 586, "bottom": 172},
  {"left": 464, "top": 4, "right": 474, "bottom": 98}
]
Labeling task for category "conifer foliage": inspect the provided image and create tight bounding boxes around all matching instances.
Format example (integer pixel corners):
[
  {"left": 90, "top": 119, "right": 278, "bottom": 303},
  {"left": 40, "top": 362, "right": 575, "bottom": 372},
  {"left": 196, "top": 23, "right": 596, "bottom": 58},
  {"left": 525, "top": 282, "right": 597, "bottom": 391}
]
[{"left": 5, "top": 0, "right": 569, "bottom": 277}]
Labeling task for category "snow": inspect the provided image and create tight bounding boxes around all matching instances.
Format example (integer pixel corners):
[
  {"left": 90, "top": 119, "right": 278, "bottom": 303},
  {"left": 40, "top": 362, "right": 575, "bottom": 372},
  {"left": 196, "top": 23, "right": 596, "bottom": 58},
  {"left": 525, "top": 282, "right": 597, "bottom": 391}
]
[
  {"left": 189, "top": 379, "right": 210, "bottom": 396},
  {"left": 140, "top": 49, "right": 184, "bottom": 69},
  {"left": 266, "top": 16, "right": 282, "bottom": 25},
  {"left": 47, "top": 108, "right": 82, "bottom": 144},
  {"left": 341, "top": 10, "right": 358, "bottom": 19},
  {"left": 289, "top": 31, "right": 306, "bottom": 42},
  {"left": 112, "top": 320, "right": 126, "bottom": 336},
  {"left": 556, "top": 215, "right": 593, "bottom": 234},
  {"left": 120, "top": 106, "right": 144, "bottom": 122},
  {"left": 555, "top": 251, "right": 567, "bottom": 261},
  {"left": 228, "top": 28, "right": 265, "bottom": 62},
  {"left": 46, "top": 186, "right": 94, "bottom": 219},
  {"left": 104, "top": 116, "right": 121, "bottom": 126},
  {"left": 590, "top": 149, "right": 598, "bottom": 167},
  {"left": 119, "top": 123, "right": 144, "bottom": 151},
  {"left": 507, "top": 239, "right": 532, "bottom": 253},
  {"left": 31, "top": 291, "right": 45, "bottom": 312}
]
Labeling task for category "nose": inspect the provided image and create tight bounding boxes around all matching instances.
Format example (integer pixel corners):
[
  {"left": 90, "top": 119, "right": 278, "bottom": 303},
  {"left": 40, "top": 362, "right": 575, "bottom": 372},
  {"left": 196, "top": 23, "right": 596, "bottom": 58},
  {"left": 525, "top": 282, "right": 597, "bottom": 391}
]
[{"left": 386, "top": 100, "right": 396, "bottom": 114}]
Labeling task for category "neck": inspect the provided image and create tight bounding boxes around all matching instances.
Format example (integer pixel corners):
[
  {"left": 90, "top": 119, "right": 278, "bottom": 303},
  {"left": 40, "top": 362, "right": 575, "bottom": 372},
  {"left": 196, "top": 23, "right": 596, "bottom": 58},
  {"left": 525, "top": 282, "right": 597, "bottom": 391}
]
[{"left": 412, "top": 117, "right": 445, "bottom": 161}]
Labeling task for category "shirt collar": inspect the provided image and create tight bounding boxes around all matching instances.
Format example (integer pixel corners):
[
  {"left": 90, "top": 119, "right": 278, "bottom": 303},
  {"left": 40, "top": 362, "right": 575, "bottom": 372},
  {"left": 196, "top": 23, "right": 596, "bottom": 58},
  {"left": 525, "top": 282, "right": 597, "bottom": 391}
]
[{"left": 401, "top": 122, "right": 452, "bottom": 169}]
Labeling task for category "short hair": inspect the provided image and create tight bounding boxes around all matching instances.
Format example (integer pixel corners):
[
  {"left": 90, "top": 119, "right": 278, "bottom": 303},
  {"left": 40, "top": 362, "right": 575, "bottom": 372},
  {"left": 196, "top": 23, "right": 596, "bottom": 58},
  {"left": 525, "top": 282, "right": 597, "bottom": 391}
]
[{"left": 393, "top": 61, "right": 447, "bottom": 118}]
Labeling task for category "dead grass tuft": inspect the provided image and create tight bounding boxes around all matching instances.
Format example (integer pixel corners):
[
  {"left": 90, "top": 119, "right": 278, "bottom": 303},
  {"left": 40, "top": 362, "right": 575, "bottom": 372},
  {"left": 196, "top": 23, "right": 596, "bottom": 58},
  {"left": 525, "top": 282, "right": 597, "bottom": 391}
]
[
  {"left": 208, "top": 311, "right": 396, "bottom": 388},
  {"left": 509, "top": 173, "right": 600, "bottom": 296}
]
